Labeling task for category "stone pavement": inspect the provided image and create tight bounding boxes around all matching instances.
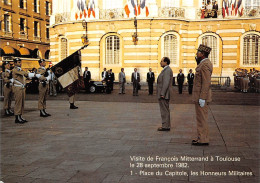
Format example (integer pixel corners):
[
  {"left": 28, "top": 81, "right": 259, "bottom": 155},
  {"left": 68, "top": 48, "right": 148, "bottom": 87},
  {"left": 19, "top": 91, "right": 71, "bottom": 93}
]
[{"left": 0, "top": 89, "right": 259, "bottom": 183}]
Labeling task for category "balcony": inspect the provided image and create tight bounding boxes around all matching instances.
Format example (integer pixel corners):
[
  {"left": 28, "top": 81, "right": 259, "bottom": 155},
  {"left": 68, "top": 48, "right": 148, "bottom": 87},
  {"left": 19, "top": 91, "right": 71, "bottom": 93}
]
[
  {"left": 196, "top": 9, "right": 221, "bottom": 19},
  {"left": 55, "top": 12, "right": 71, "bottom": 24},
  {"left": 242, "top": 8, "right": 260, "bottom": 18},
  {"left": 158, "top": 7, "right": 185, "bottom": 18},
  {"left": 100, "top": 9, "right": 124, "bottom": 20}
]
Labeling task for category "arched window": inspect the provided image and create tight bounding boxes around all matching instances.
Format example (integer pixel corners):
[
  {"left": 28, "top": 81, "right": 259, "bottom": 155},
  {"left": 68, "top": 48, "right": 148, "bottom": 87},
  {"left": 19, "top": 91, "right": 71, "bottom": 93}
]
[
  {"left": 201, "top": 35, "right": 217, "bottom": 65},
  {"left": 242, "top": 33, "right": 260, "bottom": 65},
  {"left": 164, "top": 34, "right": 178, "bottom": 65},
  {"left": 105, "top": 35, "right": 120, "bottom": 64},
  {"left": 60, "top": 38, "right": 68, "bottom": 60}
]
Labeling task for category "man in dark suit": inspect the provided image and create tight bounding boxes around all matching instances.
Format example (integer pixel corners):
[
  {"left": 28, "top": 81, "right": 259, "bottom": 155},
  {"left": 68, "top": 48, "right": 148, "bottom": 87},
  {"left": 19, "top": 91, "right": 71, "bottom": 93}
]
[
  {"left": 131, "top": 68, "right": 140, "bottom": 96},
  {"left": 106, "top": 70, "right": 112, "bottom": 94},
  {"left": 83, "top": 67, "right": 91, "bottom": 93},
  {"left": 187, "top": 69, "right": 194, "bottom": 94},
  {"left": 157, "top": 57, "right": 173, "bottom": 131},
  {"left": 147, "top": 68, "right": 155, "bottom": 95},
  {"left": 110, "top": 69, "right": 115, "bottom": 91},
  {"left": 177, "top": 69, "right": 185, "bottom": 94},
  {"left": 101, "top": 68, "right": 107, "bottom": 81}
]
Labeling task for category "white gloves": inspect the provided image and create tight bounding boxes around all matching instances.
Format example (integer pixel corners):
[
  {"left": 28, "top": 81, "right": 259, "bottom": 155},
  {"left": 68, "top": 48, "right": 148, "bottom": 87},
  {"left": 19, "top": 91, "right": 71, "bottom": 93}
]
[
  {"left": 35, "top": 74, "right": 42, "bottom": 78},
  {"left": 199, "top": 99, "right": 205, "bottom": 107},
  {"left": 46, "top": 75, "right": 51, "bottom": 81},
  {"left": 10, "top": 78, "right": 14, "bottom": 83},
  {"left": 28, "top": 72, "right": 35, "bottom": 79}
]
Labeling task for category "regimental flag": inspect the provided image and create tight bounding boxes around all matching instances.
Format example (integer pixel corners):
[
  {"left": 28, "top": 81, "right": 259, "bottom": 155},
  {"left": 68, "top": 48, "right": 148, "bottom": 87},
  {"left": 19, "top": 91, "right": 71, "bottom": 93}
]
[{"left": 51, "top": 45, "right": 88, "bottom": 97}]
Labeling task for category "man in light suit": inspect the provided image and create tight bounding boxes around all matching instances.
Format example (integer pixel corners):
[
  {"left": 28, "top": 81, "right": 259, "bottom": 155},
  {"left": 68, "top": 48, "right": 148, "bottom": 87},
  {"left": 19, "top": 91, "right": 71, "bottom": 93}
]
[
  {"left": 147, "top": 68, "right": 155, "bottom": 95},
  {"left": 118, "top": 68, "right": 126, "bottom": 94},
  {"left": 157, "top": 57, "right": 173, "bottom": 131},
  {"left": 131, "top": 68, "right": 140, "bottom": 96},
  {"left": 192, "top": 44, "right": 213, "bottom": 146}
]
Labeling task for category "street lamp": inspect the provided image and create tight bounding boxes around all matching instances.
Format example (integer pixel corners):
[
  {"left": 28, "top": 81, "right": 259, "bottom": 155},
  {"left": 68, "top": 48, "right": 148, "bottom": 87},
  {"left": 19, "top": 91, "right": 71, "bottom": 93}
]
[
  {"left": 81, "top": 19, "right": 89, "bottom": 46},
  {"left": 132, "top": 17, "right": 138, "bottom": 45}
]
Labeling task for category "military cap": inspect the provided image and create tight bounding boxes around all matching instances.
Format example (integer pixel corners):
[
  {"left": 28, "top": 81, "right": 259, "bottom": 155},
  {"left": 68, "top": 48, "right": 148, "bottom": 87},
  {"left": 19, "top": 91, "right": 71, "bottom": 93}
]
[
  {"left": 197, "top": 44, "right": 212, "bottom": 54},
  {"left": 13, "top": 58, "right": 21, "bottom": 63},
  {"left": 38, "top": 59, "right": 45, "bottom": 64}
]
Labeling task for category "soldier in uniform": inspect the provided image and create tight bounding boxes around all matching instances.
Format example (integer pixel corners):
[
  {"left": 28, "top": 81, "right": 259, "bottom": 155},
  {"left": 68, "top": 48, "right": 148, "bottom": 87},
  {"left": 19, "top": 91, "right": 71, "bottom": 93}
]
[
  {"left": 192, "top": 44, "right": 213, "bottom": 146},
  {"left": 2, "top": 62, "right": 14, "bottom": 116},
  {"left": 12, "top": 58, "right": 30, "bottom": 123},
  {"left": 37, "top": 59, "right": 51, "bottom": 117}
]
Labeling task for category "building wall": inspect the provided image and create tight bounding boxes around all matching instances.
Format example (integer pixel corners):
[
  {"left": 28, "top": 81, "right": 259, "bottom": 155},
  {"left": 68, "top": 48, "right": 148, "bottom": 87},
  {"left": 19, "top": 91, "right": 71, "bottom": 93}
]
[
  {"left": 0, "top": 0, "right": 52, "bottom": 69},
  {"left": 50, "top": 18, "right": 260, "bottom": 82},
  {"left": 49, "top": 0, "right": 260, "bottom": 83}
]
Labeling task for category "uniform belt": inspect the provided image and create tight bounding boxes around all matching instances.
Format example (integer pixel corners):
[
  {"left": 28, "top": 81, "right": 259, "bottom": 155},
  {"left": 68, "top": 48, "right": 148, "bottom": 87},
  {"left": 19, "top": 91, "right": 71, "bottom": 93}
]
[{"left": 14, "top": 80, "right": 25, "bottom": 88}]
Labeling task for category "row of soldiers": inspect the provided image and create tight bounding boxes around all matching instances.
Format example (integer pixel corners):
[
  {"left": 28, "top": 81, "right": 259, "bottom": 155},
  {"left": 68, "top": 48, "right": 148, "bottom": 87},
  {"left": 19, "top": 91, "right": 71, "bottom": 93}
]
[
  {"left": 233, "top": 68, "right": 260, "bottom": 93},
  {"left": 2, "top": 58, "right": 54, "bottom": 123}
]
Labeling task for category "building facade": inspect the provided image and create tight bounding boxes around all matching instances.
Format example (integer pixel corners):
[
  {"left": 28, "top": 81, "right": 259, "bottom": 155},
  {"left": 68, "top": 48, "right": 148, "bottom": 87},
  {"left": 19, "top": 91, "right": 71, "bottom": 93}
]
[
  {"left": 0, "top": 0, "right": 52, "bottom": 69},
  {"left": 50, "top": 0, "right": 260, "bottom": 83}
]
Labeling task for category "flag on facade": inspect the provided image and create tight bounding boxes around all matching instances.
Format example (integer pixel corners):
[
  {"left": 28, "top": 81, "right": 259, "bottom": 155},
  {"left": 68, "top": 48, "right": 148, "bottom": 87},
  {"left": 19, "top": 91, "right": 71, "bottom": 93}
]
[
  {"left": 88, "top": 0, "right": 95, "bottom": 18},
  {"left": 131, "top": 0, "right": 137, "bottom": 16},
  {"left": 226, "top": 0, "right": 229, "bottom": 16},
  {"left": 125, "top": 0, "right": 131, "bottom": 17},
  {"left": 222, "top": 0, "right": 226, "bottom": 18},
  {"left": 51, "top": 49, "right": 84, "bottom": 97},
  {"left": 236, "top": 0, "right": 243, "bottom": 16}
]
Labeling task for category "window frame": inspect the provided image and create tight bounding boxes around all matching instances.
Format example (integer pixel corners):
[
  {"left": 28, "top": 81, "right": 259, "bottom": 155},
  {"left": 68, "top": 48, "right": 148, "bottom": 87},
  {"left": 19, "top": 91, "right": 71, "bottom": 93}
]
[
  {"left": 4, "top": 14, "right": 11, "bottom": 33},
  {"left": 198, "top": 33, "right": 220, "bottom": 67},
  {"left": 240, "top": 32, "right": 260, "bottom": 67},
  {"left": 59, "top": 37, "right": 68, "bottom": 61},
  {"left": 161, "top": 31, "right": 180, "bottom": 67},
  {"left": 105, "top": 35, "right": 120, "bottom": 65}
]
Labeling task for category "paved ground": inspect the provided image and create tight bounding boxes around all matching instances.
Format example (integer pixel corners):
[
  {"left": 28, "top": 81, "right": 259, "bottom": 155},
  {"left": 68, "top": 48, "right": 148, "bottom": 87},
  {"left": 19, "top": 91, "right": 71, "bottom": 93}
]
[{"left": 0, "top": 87, "right": 259, "bottom": 183}]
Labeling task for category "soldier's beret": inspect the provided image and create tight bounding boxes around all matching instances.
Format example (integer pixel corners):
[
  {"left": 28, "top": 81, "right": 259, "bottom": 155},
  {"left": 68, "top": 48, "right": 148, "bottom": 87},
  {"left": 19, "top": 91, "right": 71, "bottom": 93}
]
[
  {"left": 13, "top": 58, "right": 21, "bottom": 63},
  {"left": 197, "top": 44, "right": 212, "bottom": 54},
  {"left": 38, "top": 59, "right": 45, "bottom": 64}
]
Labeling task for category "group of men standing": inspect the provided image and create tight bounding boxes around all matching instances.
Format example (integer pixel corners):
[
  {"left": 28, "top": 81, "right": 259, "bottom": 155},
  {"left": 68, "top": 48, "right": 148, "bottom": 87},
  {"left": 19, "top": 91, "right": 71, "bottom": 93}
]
[{"left": 177, "top": 69, "right": 195, "bottom": 94}]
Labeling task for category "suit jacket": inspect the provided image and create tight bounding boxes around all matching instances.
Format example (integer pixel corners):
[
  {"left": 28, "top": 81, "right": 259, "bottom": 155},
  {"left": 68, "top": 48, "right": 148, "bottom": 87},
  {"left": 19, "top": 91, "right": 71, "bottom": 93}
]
[
  {"left": 101, "top": 71, "right": 107, "bottom": 80},
  {"left": 147, "top": 72, "right": 155, "bottom": 83},
  {"left": 83, "top": 71, "right": 91, "bottom": 80},
  {"left": 118, "top": 72, "right": 126, "bottom": 83},
  {"left": 157, "top": 66, "right": 173, "bottom": 100},
  {"left": 187, "top": 73, "right": 195, "bottom": 85},
  {"left": 131, "top": 72, "right": 140, "bottom": 83},
  {"left": 192, "top": 58, "right": 213, "bottom": 103},
  {"left": 111, "top": 72, "right": 115, "bottom": 82},
  {"left": 177, "top": 73, "right": 185, "bottom": 84}
]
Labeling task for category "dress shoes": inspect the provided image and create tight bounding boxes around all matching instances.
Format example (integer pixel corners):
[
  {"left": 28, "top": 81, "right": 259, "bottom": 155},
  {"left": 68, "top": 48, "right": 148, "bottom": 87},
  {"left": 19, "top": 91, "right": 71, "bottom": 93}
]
[
  {"left": 40, "top": 110, "right": 48, "bottom": 117},
  {"left": 15, "top": 115, "right": 25, "bottom": 124},
  {"left": 157, "top": 127, "right": 170, "bottom": 131},
  {"left": 192, "top": 140, "right": 209, "bottom": 146},
  {"left": 70, "top": 103, "right": 78, "bottom": 109},
  {"left": 43, "top": 110, "right": 51, "bottom": 116},
  {"left": 8, "top": 109, "right": 14, "bottom": 116}
]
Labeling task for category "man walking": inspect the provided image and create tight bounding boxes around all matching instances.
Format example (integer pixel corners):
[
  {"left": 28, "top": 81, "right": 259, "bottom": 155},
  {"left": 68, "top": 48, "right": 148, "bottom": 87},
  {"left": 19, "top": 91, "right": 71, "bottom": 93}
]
[
  {"left": 118, "top": 68, "right": 126, "bottom": 94},
  {"left": 187, "top": 69, "right": 194, "bottom": 94},
  {"left": 147, "top": 68, "right": 155, "bottom": 95},
  {"left": 83, "top": 67, "right": 91, "bottom": 93},
  {"left": 192, "top": 44, "right": 213, "bottom": 146},
  {"left": 131, "top": 68, "right": 140, "bottom": 96},
  {"left": 157, "top": 57, "right": 173, "bottom": 131},
  {"left": 177, "top": 69, "right": 185, "bottom": 94}
]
